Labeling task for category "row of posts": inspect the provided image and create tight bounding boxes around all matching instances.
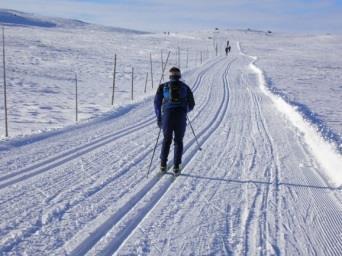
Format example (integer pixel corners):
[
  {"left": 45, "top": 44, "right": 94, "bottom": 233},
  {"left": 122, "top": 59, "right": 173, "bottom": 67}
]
[
  {"left": 1, "top": 27, "right": 211, "bottom": 137},
  {"left": 109, "top": 46, "right": 207, "bottom": 107},
  {"left": 2, "top": 28, "right": 8, "bottom": 137}
]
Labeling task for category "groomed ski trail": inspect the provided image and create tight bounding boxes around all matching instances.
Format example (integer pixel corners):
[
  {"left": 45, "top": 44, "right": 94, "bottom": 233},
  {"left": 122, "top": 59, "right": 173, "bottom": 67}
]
[{"left": 0, "top": 44, "right": 341, "bottom": 256}]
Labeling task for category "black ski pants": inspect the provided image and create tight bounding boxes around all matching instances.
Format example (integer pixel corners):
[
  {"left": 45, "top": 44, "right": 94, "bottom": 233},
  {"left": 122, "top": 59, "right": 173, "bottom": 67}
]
[{"left": 160, "top": 109, "right": 186, "bottom": 166}]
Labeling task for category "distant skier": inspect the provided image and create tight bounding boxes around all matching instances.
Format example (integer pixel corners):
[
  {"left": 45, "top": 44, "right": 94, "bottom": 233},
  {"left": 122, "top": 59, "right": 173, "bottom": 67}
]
[
  {"left": 225, "top": 40, "right": 231, "bottom": 56},
  {"left": 154, "top": 67, "right": 195, "bottom": 176},
  {"left": 225, "top": 46, "right": 231, "bottom": 56}
]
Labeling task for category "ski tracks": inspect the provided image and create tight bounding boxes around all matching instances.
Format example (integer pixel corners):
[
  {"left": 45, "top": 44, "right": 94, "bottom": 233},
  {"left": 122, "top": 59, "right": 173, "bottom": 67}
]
[
  {"left": 62, "top": 58, "right": 235, "bottom": 256},
  {"left": 1, "top": 45, "right": 342, "bottom": 255},
  {"left": 116, "top": 48, "right": 342, "bottom": 255},
  {"left": 0, "top": 57, "right": 230, "bottom": 254},
  {"left": 113, "top": 57, "right": 236, "bottom": 255}
]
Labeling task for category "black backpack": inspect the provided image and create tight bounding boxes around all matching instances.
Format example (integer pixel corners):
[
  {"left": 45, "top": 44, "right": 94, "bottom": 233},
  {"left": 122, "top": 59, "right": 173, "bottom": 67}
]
[
  {"left": 169, "top": 82, "right": 181, "bottom": 103},
  {"left": 163, "top": 81, "right": 187, "bottom": 109}
]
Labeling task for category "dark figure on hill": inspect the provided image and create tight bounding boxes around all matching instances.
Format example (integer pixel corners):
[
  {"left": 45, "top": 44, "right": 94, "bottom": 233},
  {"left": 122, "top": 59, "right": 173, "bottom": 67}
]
[
  {"left": 154, "top": 67, "right": 195, "bottom": 176},
  {"left": 225, "top": 44, "right": 231, "bottom": 56}
]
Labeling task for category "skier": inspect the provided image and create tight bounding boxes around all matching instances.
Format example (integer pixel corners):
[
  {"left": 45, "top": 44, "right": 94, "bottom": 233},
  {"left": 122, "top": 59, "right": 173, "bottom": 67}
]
[
  {"left": 154, "top": 67, "right": 195, "bottom": 176},
  {"left": 225, "top": 46, "right": 229, "bottom": 56},
  {"left": 225, "top": 40, "right": 231, "bottom": 56}
]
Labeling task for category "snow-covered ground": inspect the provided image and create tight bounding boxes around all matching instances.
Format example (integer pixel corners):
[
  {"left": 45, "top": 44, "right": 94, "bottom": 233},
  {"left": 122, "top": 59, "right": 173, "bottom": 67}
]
[
  {"left": 0, "top": 10, "right": 341, "bottom": 256},
  {"left": 0, "top": 9, "right": 212, "bottom": 138},
  {"left": 1, "top": 11, "right": 341, "bottom": 155},
  {"left": 238, "top": 32, "right": 342, "bottom": 152}
]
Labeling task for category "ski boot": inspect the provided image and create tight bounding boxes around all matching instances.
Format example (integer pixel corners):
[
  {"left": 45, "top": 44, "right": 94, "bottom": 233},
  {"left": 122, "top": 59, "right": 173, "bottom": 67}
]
[
  {"left": 160, "top": 162, "right": 167, "bottom": 174},
  {"left": 173, "top": 165, "right": 181, "bottom": 177}
]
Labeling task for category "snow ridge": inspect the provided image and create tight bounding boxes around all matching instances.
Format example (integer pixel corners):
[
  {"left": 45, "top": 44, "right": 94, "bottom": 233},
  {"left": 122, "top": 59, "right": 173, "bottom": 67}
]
[
  {"left": 264, "top": 75, "right": 341, "bottom": 153},
  {"left": 237, "top": 41, "right": 342, "bottom": 187}
]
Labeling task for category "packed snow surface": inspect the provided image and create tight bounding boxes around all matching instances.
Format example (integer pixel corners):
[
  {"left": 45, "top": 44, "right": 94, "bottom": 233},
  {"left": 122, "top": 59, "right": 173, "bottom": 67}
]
[
  {"left": 238, "top": 32, "right": 342, "bottom": 151},
  {"left": 0, "top": 18, "right": 210, "bottom": 138},
  {"left": 0, "top": 11, "right": 341, "bottom": 256}
]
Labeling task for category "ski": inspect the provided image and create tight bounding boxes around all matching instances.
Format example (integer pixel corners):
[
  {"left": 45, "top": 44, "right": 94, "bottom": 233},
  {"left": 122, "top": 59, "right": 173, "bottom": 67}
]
[{"left": 173, "top": 172, "right": 181, "bottom": 177}]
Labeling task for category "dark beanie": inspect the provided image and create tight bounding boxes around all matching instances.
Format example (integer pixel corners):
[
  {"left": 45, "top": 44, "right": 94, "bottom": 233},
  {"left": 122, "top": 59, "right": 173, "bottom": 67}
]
[{"left": 169, "top": 67, "right": 181, "bottom": 79}]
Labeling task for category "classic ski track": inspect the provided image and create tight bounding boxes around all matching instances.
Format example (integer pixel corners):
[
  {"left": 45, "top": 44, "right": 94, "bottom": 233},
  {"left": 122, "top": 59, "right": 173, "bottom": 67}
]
[
  {"left": 0, "top": 55, "right": 215, "bottom": 171},
  {"left": 113, "top": 51, "right": 342, "bottom": 255},
  {"left": 283, "top": 144, "right": 342, "bottom": 255},
  {"left": 240, "top": 48, "right": 342, "bottom": 255},
  {"left": 0, "top": 58, "right": 227, "bottom": 253},
  {"left": 154, "top": 62, "right": 238, "bottom": 256},
  {"left": 241, "top": 50, "right": 342, "bottom": 255},
  {"left": 0, "top": 117, "right": 154, "bottom": 189},
  {"left": 176, "top": 61, "right": 274, "bottom": 255},
  {"left": 0, "top": 58, "right": 224, "bottom": 191},
  {"left": 116, "top": 57, "right": 243, "bottom": 256},
  {"left": 238, "top": 68, "right": 281, "bottom": 255},
  {"left": 241, "top": 54, "right": 340, "bottom": 255},
  {"left": 99, "top": 59, "right": 235, "bottom": 255},
  {"left": 62, "top": 58, "right": 235, "bottom": 256},
  {"left": 0, "top": 64, "right": 221, "bottom": 247},
  {"left": 110, "top": 62, "right": 233, "bottom": 255},
  {"left": 2, "top": 44, "right": 341, "bottom": 255}
]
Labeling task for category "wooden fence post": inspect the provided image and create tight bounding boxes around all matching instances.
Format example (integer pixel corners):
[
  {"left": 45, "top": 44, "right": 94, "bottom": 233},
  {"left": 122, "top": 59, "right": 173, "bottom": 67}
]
[
  {"left": 161, "top": 50, "right": 164, "bottom": 81},
  {"left": 144, "top": 72, "right": 148, "bottom": 93},
  {"left": 111, "top": 53, "right": 117, "bottom": 105},
  {"left": 2, "top": 27, "right": 8, "bottom": 137},
  {"left": 131, "top": 67, "right": 134, "bottom": 101},
  {"left": 150, "top": 53, "right": 154, "bottom": 89},
  {"left": 75, "top": 73, "right": 78, "bottom": 122}
]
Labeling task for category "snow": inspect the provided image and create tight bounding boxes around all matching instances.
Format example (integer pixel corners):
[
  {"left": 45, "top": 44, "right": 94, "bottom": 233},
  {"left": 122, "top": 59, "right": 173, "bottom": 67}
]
[
  {"left": 0, "top": 22, "right": 211, "bottom": 138},
  {"left": 245, "top": 48, "right": 342, "bottom": 188},
  {"left": 237, "top": 32, "right": 342, "bottom": 152},
  {"left": 0, "top": 9, "right": 56, "bottom": 28},
  {"left": 0, "top": 11, "right": 342, "bottom": 256},
  {"left": 0, "top": 9, "right": 145, "bottom": 33}
]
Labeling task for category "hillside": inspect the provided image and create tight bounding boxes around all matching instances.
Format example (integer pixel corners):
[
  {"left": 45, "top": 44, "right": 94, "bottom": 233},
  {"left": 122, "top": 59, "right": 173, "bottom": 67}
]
[{"left": 0, "top": 9, "right": 146, "bottom": 33}]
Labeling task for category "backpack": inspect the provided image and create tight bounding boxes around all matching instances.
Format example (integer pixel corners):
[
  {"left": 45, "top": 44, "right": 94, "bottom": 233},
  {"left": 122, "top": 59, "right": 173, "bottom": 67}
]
[{"left": 163, "top": 81, "right": 187, "bottom": 109}]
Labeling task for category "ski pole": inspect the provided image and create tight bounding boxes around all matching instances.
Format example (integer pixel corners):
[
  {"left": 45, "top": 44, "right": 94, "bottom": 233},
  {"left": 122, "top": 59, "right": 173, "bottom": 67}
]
[
  {"left": 187, "top": 115, "right": 202, "bottom": 151},
  {"left": 146, "top": 128, "right": 162, "bottom": 177}
]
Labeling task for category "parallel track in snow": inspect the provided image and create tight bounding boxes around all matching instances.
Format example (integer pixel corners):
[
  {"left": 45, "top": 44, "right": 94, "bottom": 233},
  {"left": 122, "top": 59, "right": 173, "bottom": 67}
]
[
  {"left": 63, "top": 58, "right": 236, "bottom": 256},
  {"left": 111, "top": 51, "right": 341, "bottom": 255},
  {"left": 1, "top": 46, "right": 341, "bottom": 255},
  {"left": 0, "top": 59, "right": 222, "bottom": 191},
  {"left": 0, "top": 57, "right": 229, "bottom": 254}
]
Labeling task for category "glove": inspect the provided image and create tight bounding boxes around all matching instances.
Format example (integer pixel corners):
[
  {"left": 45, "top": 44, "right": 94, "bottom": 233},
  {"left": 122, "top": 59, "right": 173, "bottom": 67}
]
[{"left": 157, "top": 118, "right": 162, "bottom": 129}]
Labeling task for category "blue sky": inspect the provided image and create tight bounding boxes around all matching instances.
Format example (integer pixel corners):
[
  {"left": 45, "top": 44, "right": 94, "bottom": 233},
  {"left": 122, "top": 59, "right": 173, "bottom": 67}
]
[{"left": 1, "top": 0, "right": 342, "bottom": 33}]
